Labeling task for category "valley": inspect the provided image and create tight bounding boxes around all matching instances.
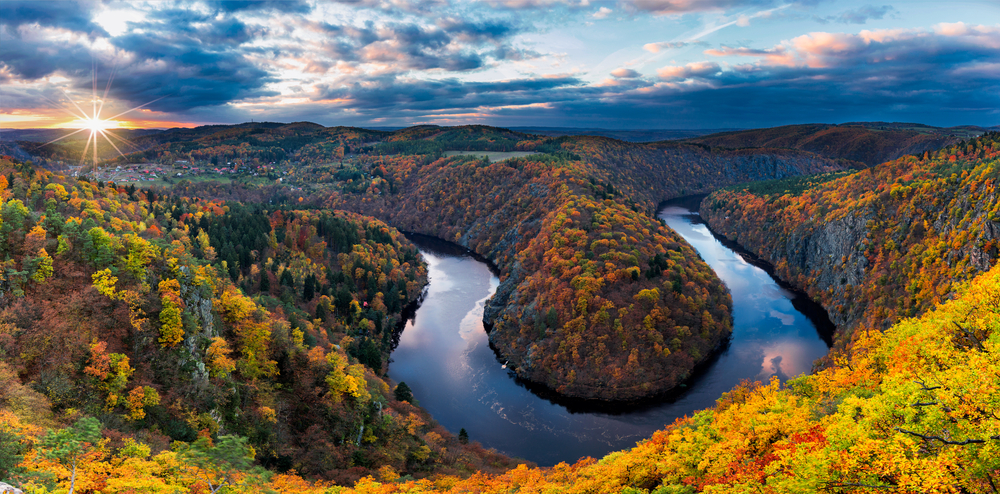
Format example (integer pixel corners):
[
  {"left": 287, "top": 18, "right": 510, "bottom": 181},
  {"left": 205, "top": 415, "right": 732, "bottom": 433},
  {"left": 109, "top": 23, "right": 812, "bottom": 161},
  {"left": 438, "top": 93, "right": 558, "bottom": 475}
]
[{"left": 1, "top": 124, "right": 999, "bottom": 493}]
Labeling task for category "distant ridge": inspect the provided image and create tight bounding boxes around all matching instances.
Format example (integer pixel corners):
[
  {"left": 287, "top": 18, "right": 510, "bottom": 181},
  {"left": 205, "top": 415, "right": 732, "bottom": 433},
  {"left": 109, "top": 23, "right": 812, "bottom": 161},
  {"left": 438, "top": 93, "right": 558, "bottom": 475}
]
[
  {"left": 509, "top": 127, "right": 738, "bottom": 142},
  {"left": 684, "top": 122, "right": 997, "bottom": 166}
]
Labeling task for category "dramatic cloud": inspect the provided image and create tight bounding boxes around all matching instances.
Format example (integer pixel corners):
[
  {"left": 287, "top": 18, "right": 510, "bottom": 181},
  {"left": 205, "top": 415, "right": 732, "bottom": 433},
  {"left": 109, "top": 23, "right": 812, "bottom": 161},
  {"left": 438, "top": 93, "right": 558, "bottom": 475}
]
[
  {"left": 0, "top": 27, "right": 98, "bottom": 81},
  {"left": 316, "top": 75, "right": 584, "bottom": 113},
  {"left": 0, "top": 0, "right": 106, "bottom": 35},
  {"left": 2, "top": 0, "right": 997, "bottom": 129}
]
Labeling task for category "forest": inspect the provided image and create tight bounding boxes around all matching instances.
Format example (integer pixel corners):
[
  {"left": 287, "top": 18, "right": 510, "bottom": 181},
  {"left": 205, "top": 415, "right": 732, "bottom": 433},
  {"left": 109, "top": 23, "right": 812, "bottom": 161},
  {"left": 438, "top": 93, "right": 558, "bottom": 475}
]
[
  {"left": 0, "top": 154, "right": 521, "bottom": 492},
  {"left": 684, "top": 122, "right": 983, "bottom": 167},
  {"left": 46, "top": 123, "right": 843, "bottom": 401},
  {"left": 702, "top": 132, "right": 1000, "bottom": 344},
  {"left": 3, "top": 124, "right": 999, "bottom": 492}
]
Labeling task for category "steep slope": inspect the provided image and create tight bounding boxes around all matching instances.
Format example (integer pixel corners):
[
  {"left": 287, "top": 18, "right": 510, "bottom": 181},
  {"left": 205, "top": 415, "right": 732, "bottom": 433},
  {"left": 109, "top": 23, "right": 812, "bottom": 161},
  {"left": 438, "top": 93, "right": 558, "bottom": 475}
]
[
  {"left": 322, "top": 134, "right": 840, "bottom": 400},
  {"left": 325, "top": 153, "right": 733, "bottom": 400},
  {"left": 0, "top": 155, "right": 521, "bottom": 488},
  {"left": 701, "top": 133, "right": 1000, "bottom": 342},
  {"left": 685, "top": 122, "right": 978, "bottom": 167},
  {"left": 9, "top": 235, "right": 1000, "bottom": 492},
  {"left": 19, "top": 123, "right": 844, "bottom": 401}
]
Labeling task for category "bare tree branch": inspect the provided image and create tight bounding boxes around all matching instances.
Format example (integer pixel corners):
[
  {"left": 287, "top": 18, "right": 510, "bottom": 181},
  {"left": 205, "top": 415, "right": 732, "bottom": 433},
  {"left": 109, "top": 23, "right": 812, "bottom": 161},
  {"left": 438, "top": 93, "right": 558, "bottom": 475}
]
[{"left": 894, "top": 427, "right": 1000, "bottom": 445}]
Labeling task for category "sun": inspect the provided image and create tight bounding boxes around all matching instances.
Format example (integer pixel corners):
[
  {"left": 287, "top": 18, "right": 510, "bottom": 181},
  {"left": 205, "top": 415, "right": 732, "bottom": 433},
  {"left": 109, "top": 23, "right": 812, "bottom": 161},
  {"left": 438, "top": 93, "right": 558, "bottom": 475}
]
[
  {"left": 71, "top": 116, "right": 121, "bottom": 133},
  {"left": 41, "top": 65, "right": 163, "bottom": 170}
]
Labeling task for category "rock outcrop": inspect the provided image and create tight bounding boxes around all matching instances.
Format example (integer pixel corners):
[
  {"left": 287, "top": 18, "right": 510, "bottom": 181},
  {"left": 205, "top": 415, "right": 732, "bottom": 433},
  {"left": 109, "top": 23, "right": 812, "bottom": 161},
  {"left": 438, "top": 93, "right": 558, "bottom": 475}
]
[{"left": 701, "top": 135, "right": 1000, "bottom": 341}]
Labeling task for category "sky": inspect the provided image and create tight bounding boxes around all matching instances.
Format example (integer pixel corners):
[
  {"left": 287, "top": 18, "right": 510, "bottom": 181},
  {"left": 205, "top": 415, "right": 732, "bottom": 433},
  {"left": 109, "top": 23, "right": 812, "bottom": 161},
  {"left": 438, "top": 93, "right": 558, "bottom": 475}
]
[{"left": 1, "top": 0, "right": 999, "bottom": 130}]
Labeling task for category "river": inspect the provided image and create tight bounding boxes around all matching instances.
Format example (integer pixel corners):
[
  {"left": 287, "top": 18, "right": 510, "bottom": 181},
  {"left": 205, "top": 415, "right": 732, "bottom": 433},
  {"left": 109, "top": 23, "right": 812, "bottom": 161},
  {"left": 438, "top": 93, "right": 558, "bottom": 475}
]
[{"left": 388, "top": 198, "right": 833, "bottom": 466}]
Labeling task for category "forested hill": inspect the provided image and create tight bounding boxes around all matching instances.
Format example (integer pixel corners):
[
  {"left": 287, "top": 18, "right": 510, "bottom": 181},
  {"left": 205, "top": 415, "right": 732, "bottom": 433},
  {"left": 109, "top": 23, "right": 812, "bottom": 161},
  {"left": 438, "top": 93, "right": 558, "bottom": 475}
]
[
  {"left": 0, "top": 154, "right": 526, "bottom": 489},
  {"left": 22, "top": 122, "right": 847, "bottom": 402},
  {"left": 303, "top": 127, "right": 842, "bottom": 400},
  {"left": 552, "top": 136, "right": 842, "bottom": 208},
  {"left": 683, "top": 122, "right": 990, "bottom": 167},
  {"left": 7, "top": 125, "right": 1000, "bottom": 492},
  {"left": 701, "top": 133, "right": 1000, "bottom": 343},
  {"left": 8, "top": 182, "right": 1000, "bottom": 490}
]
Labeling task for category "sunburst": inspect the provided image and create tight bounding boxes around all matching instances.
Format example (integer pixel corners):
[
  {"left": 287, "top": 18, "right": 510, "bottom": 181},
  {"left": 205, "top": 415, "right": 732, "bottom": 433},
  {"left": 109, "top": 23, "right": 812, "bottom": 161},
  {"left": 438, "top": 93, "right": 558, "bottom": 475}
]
[{"left": 40, "top": 63, "right": 163, "bottom": 172}]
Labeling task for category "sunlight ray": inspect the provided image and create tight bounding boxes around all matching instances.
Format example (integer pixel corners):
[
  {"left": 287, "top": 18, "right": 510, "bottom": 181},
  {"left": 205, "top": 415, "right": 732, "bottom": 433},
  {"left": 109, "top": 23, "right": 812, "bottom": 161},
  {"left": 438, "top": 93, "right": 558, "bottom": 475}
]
[
  {"left": 102, "top": 129, "right": 143, "bottom": 153},
  {"left": 80, "top": 131, "right": 93, "bottom": 166},
  {"left": 104, "top": 96, "right": 166, "bottom": 122},
  {"left": 99, "top": 130, "right": 126, "bottom": 158},
  {"left": 41, "top": 127, "right": 89, "bottom": 147}
]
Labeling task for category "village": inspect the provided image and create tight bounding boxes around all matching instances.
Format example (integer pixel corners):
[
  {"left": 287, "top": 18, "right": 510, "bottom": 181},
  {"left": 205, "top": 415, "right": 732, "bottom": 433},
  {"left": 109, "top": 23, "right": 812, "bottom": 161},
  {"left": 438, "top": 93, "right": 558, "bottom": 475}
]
[{"left": 56, "top": 159, "right": 290, "bottom": 188}]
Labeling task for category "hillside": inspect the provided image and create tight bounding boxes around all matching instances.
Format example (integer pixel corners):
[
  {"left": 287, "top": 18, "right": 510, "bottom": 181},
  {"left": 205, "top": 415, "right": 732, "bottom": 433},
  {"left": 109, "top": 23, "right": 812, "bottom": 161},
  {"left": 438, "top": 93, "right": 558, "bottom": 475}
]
[
  {"left": 684, "top": 123, "right": 986, "bottom": 167},
  {"left": 299, "top": 128, "right": 841, "bottom": 399},
  {"left": 701, "top": 133, "right": 1000, "bottom": 343},
  {"left": 0, "top": 154, "right": 524, "bottom": 489},
  {"left": 33, "top": 122, "right": 841, "bottom": 401},
  {"left": 7, "top": 230, "right": 1000, "bottom": 492},
  {"left": 4, "top": 125, "right": 999, "bottom": 493}
]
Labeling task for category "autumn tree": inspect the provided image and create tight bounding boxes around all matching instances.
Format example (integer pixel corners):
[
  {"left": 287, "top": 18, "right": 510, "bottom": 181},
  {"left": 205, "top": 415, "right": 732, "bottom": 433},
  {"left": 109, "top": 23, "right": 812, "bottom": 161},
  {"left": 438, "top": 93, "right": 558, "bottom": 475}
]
[
  {"left": 178, "top": 435, "right": 257, "bottom": 494},
  {"left": 38, "top": 417, "right": 102, "bottom": 494}
]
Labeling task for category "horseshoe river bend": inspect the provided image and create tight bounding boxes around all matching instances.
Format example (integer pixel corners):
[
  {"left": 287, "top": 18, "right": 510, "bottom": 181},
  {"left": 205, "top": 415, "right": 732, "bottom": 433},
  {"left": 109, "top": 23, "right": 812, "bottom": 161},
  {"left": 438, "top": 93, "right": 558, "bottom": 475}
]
[{"left": 388, "top": 196, "right": 834, "bottom": 466}]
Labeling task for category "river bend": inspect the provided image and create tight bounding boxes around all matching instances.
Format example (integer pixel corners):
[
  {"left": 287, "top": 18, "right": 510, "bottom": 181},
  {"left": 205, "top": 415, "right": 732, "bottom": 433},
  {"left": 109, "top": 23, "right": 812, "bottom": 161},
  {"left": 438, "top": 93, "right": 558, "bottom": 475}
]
[{"left": 389, "top": 200, "right": 832, "bottom": 466}]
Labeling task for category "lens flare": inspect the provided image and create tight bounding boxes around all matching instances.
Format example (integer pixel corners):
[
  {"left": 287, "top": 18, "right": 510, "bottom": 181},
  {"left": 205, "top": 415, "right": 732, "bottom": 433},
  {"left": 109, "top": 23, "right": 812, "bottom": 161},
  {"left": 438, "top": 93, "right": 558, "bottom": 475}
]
[{"left": 40, "top": 62, "right": 164, "bottom": 171}]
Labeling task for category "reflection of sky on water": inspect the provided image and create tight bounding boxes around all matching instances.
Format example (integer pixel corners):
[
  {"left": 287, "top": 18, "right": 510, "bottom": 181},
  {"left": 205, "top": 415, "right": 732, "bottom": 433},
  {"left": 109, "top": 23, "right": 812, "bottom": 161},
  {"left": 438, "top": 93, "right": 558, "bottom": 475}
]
[
  {"left": 388, "top": 208, "right": 830, "bottom": 466},
  {"left": 660, "top": 209, "right": 828, "bottom": 383}
]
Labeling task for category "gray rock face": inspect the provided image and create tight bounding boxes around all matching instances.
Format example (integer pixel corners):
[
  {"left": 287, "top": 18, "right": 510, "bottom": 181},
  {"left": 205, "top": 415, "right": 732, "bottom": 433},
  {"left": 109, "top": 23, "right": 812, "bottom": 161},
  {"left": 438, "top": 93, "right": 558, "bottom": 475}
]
[
  {"left": 0, "top": 482, "right": 23, "bottom": 494},
  {"left": 174, "top": 266, "right": 217, "bottom": 383},
  {"left": 701, "top": 182, "right": 1000, "bottom": 335}
]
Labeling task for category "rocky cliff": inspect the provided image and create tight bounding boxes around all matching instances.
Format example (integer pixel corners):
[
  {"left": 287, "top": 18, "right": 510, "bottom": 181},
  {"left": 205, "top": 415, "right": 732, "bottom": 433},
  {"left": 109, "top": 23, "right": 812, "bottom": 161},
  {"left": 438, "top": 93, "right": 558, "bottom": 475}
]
[{"left": 701, "top": 134, "right": 1000, "bottom": 343}]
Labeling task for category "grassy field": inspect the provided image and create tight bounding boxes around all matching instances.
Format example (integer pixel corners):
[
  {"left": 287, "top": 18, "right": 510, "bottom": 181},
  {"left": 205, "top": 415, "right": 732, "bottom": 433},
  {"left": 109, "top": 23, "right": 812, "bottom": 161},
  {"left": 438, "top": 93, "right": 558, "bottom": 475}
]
[{"left": 443, "top": 150, "right": 537, "bottom": 162}]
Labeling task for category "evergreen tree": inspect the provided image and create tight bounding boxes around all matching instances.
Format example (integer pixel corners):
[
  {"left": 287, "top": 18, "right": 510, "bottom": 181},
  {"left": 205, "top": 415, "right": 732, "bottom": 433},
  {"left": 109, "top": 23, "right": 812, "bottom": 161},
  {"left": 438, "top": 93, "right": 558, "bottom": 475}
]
[
  {"left": 394, "top": 382, "right": 413, "bottom": 403},
  {"left": 259, "top": 271, "right": 270, "bottom": 293},
  {"left": 303, "top": 274, "right": 315, "bottom": 301},
  {"left": 0, "top": 429, "right": 27, "bottom": 481},
  {"left": 280, "top": 269, "right": 294, "bottom": 287},
  {"left": 458, "top": 428, "right": 469, "bottom": 444}
]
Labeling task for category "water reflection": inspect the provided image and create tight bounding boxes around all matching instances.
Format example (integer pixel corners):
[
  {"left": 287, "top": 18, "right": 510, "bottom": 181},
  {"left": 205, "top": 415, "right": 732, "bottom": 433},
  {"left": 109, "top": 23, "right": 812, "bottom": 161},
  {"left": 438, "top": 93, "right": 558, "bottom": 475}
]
[{"left": 388, "top": 202, "right": 832, "bottom": 466}]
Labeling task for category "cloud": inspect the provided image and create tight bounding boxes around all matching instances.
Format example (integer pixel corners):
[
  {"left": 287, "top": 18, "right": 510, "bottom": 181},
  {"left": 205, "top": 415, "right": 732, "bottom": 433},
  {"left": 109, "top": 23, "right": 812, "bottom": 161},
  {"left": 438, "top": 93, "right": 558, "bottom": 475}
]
[
  {"left": 643, "top": 40, "right": 704, "bottom": 53},
  {"left": 0, "top": 0, "right": 106, "bottom": 35},
  {"left": 478, "top": 0, "right": 592, "bottom": 8},
  {"left": 611, "top": 68, "right": 640, "bottom": 78},
  {"left": 0, "top": 27, "right": 98, "bottom": 81},
  {"left": 630, "top": 0, "right": 781, "bottom": 15},
  {"left": 106, "top": 33, "right": 277, "bottom": 111},
  {"left": 4, "top": 0, "right": 996, "bottom": 131},
  {"left": 706, "top": 24, "right": 1000, "bottom": 68},
  {"left": 293, "top": 15, "right": 531, "bottom": 72},
  {"left": 593, "top": 7, "right": 613, "bottom": 19},
  {"left": 436, "top": 17, "right": 520, "bottom": 42},
  {"left": 206, "top": 0, "right": 312, "bottom": 14},
  {"left": 815, "top": 5, "right": 897, "bottom": 25},
  {"left": 292, "top": 23, "right": 1000, "bottom": 129},
  {"left": 316, "top": 75, "right": 584, "bottom": 112},
  {"left": 657, "top": 61, "right": 721, "bottom": 80}
]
